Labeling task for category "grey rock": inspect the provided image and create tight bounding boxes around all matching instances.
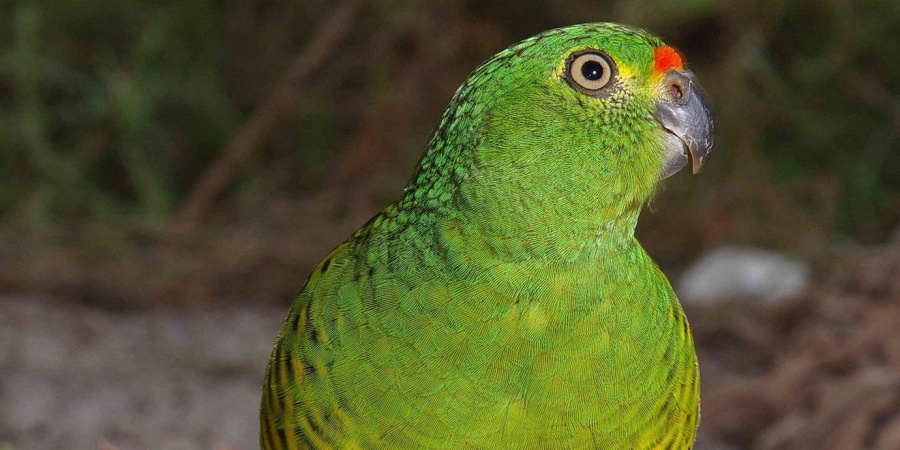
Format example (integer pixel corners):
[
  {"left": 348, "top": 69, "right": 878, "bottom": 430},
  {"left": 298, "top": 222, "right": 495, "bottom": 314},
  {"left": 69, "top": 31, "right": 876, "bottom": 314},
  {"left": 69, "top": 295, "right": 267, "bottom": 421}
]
[{"left": 677, "top": 246, "right": 811, "bottom": 304}]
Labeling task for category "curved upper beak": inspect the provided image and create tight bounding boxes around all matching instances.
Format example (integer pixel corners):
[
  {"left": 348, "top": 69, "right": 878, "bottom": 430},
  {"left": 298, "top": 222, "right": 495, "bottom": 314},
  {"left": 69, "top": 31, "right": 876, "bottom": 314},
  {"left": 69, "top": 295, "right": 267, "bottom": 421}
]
[{"left": 654, "top": 70, "right": 714, "bottom": 179}]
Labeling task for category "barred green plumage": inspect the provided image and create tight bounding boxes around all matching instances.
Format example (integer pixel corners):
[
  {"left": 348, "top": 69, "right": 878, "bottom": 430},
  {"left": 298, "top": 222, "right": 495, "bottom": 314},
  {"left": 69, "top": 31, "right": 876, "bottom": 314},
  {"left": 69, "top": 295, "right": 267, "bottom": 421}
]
[{"left": 261, "top": 22, "right": 713, "bottom": 449}]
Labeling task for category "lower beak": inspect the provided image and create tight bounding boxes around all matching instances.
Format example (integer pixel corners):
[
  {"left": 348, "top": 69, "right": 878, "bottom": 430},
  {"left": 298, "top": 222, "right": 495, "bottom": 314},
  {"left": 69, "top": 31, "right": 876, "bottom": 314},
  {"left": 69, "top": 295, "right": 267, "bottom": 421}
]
[{"left": 654, "top": 70, "right": 714, "bottom": 179}]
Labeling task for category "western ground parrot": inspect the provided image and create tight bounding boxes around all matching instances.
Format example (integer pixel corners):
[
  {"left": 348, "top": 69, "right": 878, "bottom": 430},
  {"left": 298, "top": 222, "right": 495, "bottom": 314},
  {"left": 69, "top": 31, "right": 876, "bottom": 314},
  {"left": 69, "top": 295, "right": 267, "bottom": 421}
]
[{"left": 261, "top": 22, "right": 714, "bottom": 449}]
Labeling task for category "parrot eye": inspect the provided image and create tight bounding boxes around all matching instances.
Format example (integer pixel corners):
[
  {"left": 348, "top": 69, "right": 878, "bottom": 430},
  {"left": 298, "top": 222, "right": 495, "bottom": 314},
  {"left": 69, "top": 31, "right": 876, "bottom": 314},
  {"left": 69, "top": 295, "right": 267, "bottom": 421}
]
[{"left": 566, "top": 52, "right": 615, "bottom": 94}]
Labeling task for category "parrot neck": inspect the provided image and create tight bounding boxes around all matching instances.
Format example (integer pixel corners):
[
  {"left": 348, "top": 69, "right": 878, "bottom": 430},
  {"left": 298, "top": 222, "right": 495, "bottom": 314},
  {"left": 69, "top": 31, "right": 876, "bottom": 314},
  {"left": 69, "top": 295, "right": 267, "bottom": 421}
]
[
  {"left": 455, "top": 193, "right": 646, "bottom": 261},
  {"left": 396, "top": 146, "right": 659, "bottom": 262},
  {"left": 447, "top": 149, "right": 656, "bottom": 261},
  {"left": 397, "top": 177, "right": 649, "bottom": 262},
  {"left": 397, "top": 81, "right": 663, "bottom": 262}
]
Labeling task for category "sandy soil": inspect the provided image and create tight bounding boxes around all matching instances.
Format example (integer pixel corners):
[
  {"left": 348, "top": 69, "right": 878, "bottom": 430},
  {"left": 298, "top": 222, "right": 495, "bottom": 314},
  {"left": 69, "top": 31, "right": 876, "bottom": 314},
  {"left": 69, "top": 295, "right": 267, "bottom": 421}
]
[{"left": 0, "top": 296, "right": 284, "bottom": 450}]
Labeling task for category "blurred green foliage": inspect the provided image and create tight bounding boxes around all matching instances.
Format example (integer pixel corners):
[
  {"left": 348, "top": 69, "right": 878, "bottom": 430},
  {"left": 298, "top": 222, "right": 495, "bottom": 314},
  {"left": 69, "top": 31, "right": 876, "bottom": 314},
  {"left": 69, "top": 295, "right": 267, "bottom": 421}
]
[
  {"left": 1, "top": 0, "right": 237, "bottom": 226},
  {"left": 0, "top": 0, "right": 898, "bottom": 300}
]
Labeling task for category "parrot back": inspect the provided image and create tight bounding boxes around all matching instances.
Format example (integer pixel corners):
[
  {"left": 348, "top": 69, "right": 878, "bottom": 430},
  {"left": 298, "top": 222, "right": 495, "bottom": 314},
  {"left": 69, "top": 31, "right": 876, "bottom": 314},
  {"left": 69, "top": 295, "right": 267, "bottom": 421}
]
[{"left": 260, "top": 211, "right": 699, "bottom": 449}]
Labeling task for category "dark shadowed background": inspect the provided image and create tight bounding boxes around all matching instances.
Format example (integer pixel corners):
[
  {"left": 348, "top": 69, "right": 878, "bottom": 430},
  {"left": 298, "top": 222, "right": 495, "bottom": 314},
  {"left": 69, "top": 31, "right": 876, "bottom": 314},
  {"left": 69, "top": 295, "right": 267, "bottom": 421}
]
[{"left": 1, "top": 1, "right": 898, "bottom": 449}]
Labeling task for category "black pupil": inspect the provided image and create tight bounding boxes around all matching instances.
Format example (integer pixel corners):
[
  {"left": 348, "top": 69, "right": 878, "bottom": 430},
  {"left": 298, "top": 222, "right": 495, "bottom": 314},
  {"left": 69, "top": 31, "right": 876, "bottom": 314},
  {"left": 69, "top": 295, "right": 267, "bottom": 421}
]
[{"left": 581, "top": 60, "right": 604, "bottom": 81}]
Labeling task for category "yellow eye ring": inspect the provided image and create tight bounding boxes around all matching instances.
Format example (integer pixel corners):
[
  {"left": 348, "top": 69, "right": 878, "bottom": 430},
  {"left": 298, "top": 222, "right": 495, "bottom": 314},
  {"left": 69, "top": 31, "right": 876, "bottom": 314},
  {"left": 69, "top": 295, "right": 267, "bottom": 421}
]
[{"left": 567, "top": 52, "right": 614, "bottom": 93}]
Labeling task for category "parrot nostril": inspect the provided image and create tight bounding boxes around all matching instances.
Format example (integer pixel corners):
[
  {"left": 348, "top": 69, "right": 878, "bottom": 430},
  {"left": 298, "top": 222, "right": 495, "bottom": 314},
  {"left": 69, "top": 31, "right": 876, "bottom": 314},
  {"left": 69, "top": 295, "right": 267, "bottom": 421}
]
[{"left": 667, "top": 80, "right": 685, "bottom": 102}]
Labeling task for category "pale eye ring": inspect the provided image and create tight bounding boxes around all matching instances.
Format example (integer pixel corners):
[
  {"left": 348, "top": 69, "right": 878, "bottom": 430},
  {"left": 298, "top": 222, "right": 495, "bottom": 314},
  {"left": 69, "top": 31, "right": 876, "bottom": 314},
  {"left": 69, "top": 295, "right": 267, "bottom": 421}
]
[{"left": 567, "top": 52, "right": 614, "bottom": 93}]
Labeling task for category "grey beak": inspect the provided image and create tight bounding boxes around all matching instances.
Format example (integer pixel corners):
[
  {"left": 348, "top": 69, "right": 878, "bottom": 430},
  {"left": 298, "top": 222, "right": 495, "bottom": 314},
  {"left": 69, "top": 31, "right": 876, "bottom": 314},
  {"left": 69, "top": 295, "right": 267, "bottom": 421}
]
[{"left": 655, "top": 70, "right": 714, "bottom": 178}]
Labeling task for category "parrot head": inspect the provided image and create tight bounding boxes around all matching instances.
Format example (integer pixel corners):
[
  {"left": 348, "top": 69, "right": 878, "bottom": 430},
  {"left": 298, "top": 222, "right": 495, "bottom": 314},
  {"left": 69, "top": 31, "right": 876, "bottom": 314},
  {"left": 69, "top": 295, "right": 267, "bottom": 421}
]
[{"left": 404, "top": 23, "right": 714, "bottom": 257}]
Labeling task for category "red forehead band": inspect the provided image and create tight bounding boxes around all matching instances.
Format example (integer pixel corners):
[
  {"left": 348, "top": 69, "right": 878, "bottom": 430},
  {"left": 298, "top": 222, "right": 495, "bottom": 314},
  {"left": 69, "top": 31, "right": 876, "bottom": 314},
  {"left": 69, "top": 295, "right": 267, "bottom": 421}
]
[{"left": 654, "top": 45, "right": 684, "bottom": 74}]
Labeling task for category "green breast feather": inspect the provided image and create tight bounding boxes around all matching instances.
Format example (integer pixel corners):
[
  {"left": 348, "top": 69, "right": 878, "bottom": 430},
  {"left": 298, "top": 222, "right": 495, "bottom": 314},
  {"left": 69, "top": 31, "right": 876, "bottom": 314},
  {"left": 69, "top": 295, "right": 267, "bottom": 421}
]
[{"left": 261, "top": 22, "right": 714, "bottom": 450}]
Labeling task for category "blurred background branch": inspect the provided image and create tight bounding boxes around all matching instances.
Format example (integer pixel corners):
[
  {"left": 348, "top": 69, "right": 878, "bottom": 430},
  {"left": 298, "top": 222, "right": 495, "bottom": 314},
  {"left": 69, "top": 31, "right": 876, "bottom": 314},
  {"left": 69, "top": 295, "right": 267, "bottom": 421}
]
[{"left": 173, "top": 0, "right": 361, "bottom": 234}]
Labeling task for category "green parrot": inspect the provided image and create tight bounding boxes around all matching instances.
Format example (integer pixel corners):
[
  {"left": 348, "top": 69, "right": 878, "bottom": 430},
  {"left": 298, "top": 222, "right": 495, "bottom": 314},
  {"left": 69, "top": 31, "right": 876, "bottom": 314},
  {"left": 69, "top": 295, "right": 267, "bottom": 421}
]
[{"left": 261, "top": 22, "right": 714, "bottom": 449}]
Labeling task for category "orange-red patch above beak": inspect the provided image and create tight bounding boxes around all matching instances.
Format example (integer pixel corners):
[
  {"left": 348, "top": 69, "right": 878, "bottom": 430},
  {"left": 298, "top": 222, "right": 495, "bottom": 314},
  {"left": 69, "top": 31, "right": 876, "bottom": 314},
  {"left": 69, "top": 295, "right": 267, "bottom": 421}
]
[{"left": 653, "top": 45, "right": 684, "bottom": 75}]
